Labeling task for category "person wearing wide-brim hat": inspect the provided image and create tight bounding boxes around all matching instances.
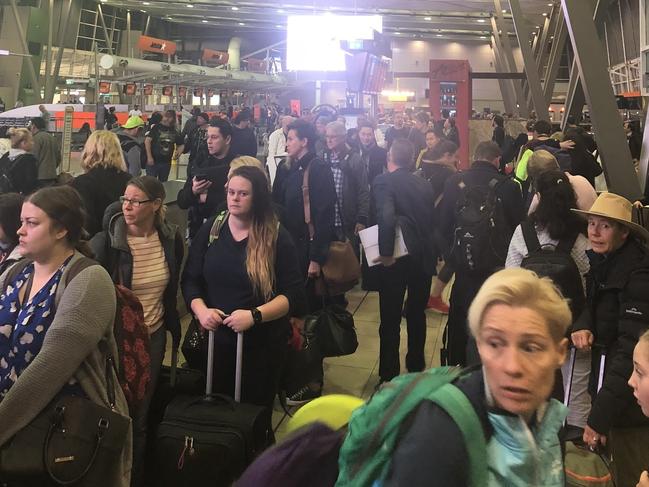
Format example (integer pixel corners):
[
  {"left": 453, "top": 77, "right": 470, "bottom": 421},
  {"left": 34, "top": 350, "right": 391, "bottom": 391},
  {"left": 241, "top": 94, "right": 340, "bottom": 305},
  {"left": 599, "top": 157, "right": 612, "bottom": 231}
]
[{"left": 570, "top": 191, "right": 649, "bottom": 486}]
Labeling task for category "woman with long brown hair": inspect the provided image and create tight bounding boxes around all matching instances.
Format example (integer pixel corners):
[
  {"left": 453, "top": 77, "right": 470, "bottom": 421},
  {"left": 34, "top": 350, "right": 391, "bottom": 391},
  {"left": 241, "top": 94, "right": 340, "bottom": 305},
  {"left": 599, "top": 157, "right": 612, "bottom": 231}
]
[{"left": 182, "top": 165, "right": 304, "bottom": 408}]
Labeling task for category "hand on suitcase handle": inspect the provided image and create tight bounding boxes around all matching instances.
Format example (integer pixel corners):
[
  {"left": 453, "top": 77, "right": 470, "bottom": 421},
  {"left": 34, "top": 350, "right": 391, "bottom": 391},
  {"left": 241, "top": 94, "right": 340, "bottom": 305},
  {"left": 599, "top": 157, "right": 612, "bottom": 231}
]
[
  {"left": 571, "top": 330, "right": 594, "bottom": 351},
  {"left": 196, "top": 307, "right": 227, "bottom": 331},
  {"left": 223, "top": 309, "right": 255, "bottom": 333}
]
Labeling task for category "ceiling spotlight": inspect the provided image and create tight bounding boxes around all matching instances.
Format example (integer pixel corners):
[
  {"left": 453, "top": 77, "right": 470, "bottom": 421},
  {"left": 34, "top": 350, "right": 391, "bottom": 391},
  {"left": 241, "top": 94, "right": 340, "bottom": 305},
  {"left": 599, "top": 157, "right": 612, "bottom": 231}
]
[
  {"left": 548, "top": 2, "right": 553, "bottom": 5},
  {"left": 542, "top": 12, "right": 547, "bottom": 16},
  {"left": 231, "top": 6, "right": 239, "bottom": 10},
  {"left": 502, "top": 9, "right": 507, "bottom": 13},
  {"left": 277, "top": 8, "right": 284, "bottom": 13},
  {"left": 477, "top": 18, "right": 486, "bottom": 23},
  {"left": 186, "top": 4, "right": 194, "bottom": 7},
  {"left": 424, "top": 16, "right": 432, "bottom": 20},
  {"left": 140, "top": 9, "right": 146, "bottom": 12},
  {"left": 142, "top": 2, "right": 150, "bottom": 4},
  {"left": 275, "top": 24, "right": 283, "bottom": 28},
  {"left": 436, "top": 34, "right": 443, "bottom": 37},
  {"left": 480, "top": 36, "right": 487, "bottom": 39},
  {"left": 395, "top": 31, "right": 401, "bottom": 35},
  {"left": 238, "top": 22, "right": 245, "bottom": 25},
  {"left": 202, "top": 19, "right": 208, "bottom": 22}
]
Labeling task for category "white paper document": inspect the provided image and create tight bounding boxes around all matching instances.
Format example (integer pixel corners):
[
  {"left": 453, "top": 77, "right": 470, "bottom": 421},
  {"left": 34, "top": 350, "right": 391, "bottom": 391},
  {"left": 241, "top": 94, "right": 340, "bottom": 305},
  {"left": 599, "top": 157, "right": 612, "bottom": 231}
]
[{"left": 359, "top": 225, "right": 409, "bottom": 267}]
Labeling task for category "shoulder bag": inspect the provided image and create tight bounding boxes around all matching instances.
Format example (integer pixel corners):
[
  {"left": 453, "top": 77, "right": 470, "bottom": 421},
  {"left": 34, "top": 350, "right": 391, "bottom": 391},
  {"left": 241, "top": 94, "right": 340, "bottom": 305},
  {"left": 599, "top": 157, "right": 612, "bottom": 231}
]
[
  {"left": 302, "top": 165, "right": 360, "bottom": 296},
  {"left": 0, "top": 353, "right": 130, "bottom": 484}
]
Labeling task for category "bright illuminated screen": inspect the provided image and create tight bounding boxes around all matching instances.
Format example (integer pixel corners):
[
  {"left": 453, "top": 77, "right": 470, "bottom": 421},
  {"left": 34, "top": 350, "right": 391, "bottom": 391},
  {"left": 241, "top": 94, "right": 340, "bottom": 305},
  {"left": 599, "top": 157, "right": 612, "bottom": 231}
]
[{"left": 287, "top": 15, "right": 382, "bottom": 71}]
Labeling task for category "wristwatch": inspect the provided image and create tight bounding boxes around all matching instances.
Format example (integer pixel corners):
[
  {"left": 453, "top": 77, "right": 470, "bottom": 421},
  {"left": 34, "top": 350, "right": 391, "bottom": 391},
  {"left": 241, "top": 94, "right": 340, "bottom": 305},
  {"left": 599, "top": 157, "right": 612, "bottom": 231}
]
[{"left": 251, "top": 308, "right": 263, "bottom": 326}]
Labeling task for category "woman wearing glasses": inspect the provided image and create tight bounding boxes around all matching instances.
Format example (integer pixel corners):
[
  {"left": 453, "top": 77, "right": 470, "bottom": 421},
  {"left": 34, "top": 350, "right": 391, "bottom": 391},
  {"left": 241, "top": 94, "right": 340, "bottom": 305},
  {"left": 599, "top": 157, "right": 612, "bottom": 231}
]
[{"left": 91, "top": 175, "right": 184, "bottom": 487}]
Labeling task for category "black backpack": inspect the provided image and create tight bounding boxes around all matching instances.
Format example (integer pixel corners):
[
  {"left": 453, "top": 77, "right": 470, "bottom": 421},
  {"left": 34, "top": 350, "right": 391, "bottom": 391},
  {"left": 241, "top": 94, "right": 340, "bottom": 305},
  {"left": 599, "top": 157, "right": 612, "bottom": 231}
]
[
  {"left": 520, "top": 221, "right": 585, "bottom": 319},
  {"left": 118, "top": 133, "right": 146, "bottom": 169},
  {"left": 0, "top": 154, "right": 19, "bottom": 193},
  {"left": 450, "top": 177, "right": 511, "bottom": 274}
]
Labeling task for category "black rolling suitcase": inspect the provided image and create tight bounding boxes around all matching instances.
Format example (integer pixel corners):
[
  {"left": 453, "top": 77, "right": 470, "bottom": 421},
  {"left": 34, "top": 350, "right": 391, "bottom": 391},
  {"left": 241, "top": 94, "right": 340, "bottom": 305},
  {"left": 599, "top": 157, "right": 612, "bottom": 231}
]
[{"left": 154, "top": 331, "right": 271, "bottom": 486}]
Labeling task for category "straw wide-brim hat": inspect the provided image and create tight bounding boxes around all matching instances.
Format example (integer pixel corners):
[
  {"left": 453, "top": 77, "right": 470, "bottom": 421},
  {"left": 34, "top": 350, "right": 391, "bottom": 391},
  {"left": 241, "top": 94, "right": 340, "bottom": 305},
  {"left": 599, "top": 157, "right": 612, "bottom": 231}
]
[{"left": 572, "top": 191, "right": 649, "bottom": 242}]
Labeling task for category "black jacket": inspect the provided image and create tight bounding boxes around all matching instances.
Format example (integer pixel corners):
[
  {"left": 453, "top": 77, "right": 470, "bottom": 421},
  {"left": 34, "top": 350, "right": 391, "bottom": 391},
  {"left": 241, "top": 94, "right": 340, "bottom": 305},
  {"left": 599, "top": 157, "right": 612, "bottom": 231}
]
[
  {"left": 386, "top": 370, "right": 493, "bottom": 487},
  {"left": 0, "top": 152, "right": 38, "bottom": 194},
  {"left": 359, "top": 143, "right": 387, "bottom": 185},
  {"left": 71, "top": 166, "right": 132, "bottom": 237},
  {"left": 90, "top": 202, "right": 185, "bottom": 345},
  {"left": 372, "top": 168, "right": 437, "bottom": 276},
  {"left": 231, "top": 126, "right": 257, "bottom": 157},
  {"left": 323, "top": 147, "right": 370, "bottom": 234},
  {"left": 177, "top": 150, "right": 237, "bottom": 238},
  {"left": 438, "top": 161, "right": 524, "bottom": 257},
  {"left": 272, "top": 152, "right": 336, "bottom": 271},
  {"left": 573, "top": 239, "right": 649, "bottom": 433}
]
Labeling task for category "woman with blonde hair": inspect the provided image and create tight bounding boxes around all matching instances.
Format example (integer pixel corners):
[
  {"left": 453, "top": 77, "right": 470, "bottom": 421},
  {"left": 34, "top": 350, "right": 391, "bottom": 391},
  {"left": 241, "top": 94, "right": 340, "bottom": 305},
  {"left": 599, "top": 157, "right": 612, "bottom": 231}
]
[
  {"left": 0, "top": 127, "right": 38, "bottom": 194},
  {"left": 387, "top": 267, "right": 570, "bottom": 486},
  {"left": 71, "top": 130, "right": 132, "bottom": 237},
  {"left": 182, "top": 165, "right": 304, "bottom": 410}
]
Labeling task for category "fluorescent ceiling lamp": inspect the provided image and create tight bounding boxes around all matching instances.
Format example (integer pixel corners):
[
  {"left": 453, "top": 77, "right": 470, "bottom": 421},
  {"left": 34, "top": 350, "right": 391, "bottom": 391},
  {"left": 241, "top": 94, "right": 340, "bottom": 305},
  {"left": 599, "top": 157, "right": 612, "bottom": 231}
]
[
  {"left": 287, "top": 14, "right": 382, "bottom": 71},
  {"left": 0, "top": 49, "right": 9, "bottom": 56}
]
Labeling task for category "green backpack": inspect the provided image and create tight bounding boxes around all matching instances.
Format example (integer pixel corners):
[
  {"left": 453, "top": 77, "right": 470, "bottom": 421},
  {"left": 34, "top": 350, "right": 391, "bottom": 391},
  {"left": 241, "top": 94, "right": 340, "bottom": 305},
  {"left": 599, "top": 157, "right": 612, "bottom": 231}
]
[{"left": 335, "top": 367, "right": 488, "bottom": 487}]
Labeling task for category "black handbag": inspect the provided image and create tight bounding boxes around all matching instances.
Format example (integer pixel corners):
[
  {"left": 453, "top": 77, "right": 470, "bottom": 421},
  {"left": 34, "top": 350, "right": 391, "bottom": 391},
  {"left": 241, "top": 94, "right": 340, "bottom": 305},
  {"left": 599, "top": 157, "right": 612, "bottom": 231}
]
[
  {"left": 0, "top": 356, "right": 130, "bottom": 485},
  {"left": 303, "top": 305, "right": 358, "bottom": 358},
  {"left": 181, "top": 317, "right": 208, "bottom": 371}
]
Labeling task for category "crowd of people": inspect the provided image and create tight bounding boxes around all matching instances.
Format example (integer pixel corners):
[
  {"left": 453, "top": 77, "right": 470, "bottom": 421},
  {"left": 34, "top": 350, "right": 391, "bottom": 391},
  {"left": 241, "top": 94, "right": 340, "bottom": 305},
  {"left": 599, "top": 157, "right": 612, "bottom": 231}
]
[{"left": 0, "top": 102, "right": 648, "bottom": 487}]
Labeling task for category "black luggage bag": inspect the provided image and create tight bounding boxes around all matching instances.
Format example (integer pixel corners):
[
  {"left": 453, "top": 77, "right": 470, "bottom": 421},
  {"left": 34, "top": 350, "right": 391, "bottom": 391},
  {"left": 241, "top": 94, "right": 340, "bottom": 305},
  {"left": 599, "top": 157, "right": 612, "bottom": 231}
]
[{"left": 154, "top": 331, "right": 271, "bottom": 486}]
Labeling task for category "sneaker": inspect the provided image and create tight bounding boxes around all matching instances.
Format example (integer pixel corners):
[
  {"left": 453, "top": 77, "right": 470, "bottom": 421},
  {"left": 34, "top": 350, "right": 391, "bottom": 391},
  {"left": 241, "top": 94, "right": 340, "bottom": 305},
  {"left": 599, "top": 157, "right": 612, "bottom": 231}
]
[
  {"left": 426, "top": 295, "right": 449, "bottom": 314},
  {"left": 286, "top": 386, "right": 321, "bottom": 406}
]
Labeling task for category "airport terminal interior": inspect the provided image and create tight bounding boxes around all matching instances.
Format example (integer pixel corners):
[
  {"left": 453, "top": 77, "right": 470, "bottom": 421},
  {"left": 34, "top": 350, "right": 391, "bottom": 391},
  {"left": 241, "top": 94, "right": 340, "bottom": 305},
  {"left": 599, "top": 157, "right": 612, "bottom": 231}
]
[{"left": 3, "top": 0, "right": 649, "bottom": 486}]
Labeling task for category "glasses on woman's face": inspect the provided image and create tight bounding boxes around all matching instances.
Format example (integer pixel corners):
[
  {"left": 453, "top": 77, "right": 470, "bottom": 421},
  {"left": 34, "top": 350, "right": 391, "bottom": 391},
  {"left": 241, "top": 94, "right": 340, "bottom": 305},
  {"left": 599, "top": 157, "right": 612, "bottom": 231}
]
[{"left": 120, "top": 196, "right": 152, "bottom": 208}]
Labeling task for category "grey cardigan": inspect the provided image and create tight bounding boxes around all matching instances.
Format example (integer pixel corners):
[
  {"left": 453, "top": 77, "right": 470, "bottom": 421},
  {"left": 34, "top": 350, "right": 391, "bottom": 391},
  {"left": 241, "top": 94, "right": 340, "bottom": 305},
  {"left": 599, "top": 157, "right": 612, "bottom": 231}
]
[{"left": 0, "top": 251, "right": 132, "bottom": 487}]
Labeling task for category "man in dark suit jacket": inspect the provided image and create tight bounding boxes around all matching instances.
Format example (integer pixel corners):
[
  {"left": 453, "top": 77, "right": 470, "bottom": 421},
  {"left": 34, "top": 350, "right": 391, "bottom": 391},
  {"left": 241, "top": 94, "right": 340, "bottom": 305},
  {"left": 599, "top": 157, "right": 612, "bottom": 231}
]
[
  {"left": 357, "top": 121, "right": 387, "bottom": 186},
  {"left": 438, "top": 141, "right": 524, "bottom": 366},
  {"left": 373, "top": 139, "right": 437, "bottom": 383}
]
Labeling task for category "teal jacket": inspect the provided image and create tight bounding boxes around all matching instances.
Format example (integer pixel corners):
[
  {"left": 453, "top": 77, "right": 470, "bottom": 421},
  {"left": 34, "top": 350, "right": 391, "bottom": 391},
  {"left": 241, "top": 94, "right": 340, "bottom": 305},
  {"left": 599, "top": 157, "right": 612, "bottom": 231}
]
[
  {"left": 386, "top": 369, "right": 568, "bottom": 487},
  {"left": 486, "top": 400, "right": 567, "bottom": 486}
]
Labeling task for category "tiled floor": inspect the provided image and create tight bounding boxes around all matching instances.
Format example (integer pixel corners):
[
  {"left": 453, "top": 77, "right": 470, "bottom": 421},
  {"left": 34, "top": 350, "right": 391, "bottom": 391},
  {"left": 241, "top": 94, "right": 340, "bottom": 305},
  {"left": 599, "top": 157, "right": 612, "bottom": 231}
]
[{"left": 164, "top": 285, "right": 450, "bottom": 441}]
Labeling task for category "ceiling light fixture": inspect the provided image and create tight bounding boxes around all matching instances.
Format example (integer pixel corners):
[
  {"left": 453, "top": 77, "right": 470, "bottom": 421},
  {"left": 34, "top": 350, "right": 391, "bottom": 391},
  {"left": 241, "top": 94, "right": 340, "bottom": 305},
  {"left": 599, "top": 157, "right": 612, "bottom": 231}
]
[
  {"left": 277, "top": 8, "right": 284, "bottom": 13},
  {"left": 186, "top": 4, "right": 194, "bottom": 7},
  {"left": 142, "top": 2, "right": 150, "bottom": 4},
  {"left": 238, "top": 22, "right": 245, "bottom": 25},
  {"left": 548, "top": 2, "right": 553, "bottom": 6},
  {"left": 477, "top": 18, "right": 486, "bottom": 23},
  {"left": 140, "top": 9, "right": 146, "bottom": 12},
  {"left": 542, "top": 12, "right": 547, "bottom": 16},
  {"left": 395, "top": 31, "right": 401, "bottom": 35},
  {"left": 436, "top": 34, "right": 443, "bottom": 37},
  {"left": 231, "top": 6, "right": 239, "bottom": 10},
  {"left": 424, "top": 16, "right": 432, "bottom": 20},
  {"left": 275, "top": 24, "right": 282, "bottom": 28},
  {"left": 502, "top": 9, "right": 507, "bottom": 13},
  {"left": 202, "top": 19, "right": 208, "bottom": 22}
]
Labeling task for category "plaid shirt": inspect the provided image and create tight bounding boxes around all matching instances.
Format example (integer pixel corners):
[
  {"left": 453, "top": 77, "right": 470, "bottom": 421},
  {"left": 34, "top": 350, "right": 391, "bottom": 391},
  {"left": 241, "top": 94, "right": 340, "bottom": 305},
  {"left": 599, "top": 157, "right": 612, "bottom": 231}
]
[{"left": 329, "top": 152, "right": 344, "bottom": 228}]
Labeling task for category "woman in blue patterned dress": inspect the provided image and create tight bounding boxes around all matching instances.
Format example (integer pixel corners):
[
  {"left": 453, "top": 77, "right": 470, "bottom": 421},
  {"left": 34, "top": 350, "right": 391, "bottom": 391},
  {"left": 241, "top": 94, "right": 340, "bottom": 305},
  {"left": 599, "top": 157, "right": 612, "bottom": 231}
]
[{"left": 0, "top": 186, "right": 131, "bottom": 487}]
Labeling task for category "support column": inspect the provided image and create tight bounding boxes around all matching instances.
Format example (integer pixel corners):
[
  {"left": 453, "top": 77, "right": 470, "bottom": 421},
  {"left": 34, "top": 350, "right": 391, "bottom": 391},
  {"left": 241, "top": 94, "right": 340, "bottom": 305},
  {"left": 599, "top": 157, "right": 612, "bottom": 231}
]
[
  {"left": 543, "top": 9, "right": 567, "bottom": 105},
  {"left": 562, "top": 0, "right": 611, "bottom": 129},
  {"left": 491, "top": 38, "right": 516, "bottom": 114},
  {"left": 509, "top": 0, "right": 549, "bottom": 121},
  {"left": 491, "top": 9, "right": 528, "bottom": 117},
  {"left": 97, "top": 4, "right": 114, "bottom": 55},
  {"left": 561, "top": 0, "right": 641, "bottom": 200},
  {"left": 46, "top": 0, "right": 73, "bottom": 102},
  {"left": 43, "top": 0, "right": 54, "bottom": 100},
  {"left": 9, "top": 0, "right": 42, "bottom": 102}
]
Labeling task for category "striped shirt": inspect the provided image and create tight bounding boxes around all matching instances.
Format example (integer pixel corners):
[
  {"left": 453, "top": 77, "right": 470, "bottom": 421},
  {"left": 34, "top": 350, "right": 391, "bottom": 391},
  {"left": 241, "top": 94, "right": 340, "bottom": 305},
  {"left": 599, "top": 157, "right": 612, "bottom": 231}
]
[{"left": 127, "top": 233, "right": 170, "bottom": 334}]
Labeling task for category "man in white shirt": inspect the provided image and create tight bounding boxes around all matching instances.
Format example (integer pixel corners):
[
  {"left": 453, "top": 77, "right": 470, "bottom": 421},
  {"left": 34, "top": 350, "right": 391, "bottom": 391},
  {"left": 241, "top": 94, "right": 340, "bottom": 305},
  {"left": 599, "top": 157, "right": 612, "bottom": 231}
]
[
  {"left": 266, "top": 115, "right": 293, "bottom": 185},
  {"left": 129, "top": 104, "right": 143, "bottom": 117}
]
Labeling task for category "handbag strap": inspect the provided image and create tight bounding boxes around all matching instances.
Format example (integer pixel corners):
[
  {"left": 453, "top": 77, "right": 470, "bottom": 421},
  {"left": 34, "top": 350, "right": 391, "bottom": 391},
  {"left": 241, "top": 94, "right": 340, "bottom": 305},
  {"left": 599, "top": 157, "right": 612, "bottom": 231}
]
[
  {"left": 302, "top": 164, "right": 315, "bottom": 240},
  {"left": 45, "top": 404, "right": 108, "bottom": 485}
]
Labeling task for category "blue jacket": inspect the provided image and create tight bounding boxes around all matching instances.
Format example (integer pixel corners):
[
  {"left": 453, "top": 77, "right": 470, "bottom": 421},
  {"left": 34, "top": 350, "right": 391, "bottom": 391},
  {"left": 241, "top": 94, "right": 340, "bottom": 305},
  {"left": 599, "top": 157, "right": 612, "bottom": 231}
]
[{"left": 386, "top": 369, "right": 568, "bottom": 487}]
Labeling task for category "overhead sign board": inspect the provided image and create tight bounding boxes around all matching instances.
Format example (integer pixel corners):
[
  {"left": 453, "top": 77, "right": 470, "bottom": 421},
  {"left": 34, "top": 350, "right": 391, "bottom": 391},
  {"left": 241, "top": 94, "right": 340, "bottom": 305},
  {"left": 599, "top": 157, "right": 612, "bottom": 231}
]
[{"left": 137, "top": 35, "right": 177, "bottom": 55}]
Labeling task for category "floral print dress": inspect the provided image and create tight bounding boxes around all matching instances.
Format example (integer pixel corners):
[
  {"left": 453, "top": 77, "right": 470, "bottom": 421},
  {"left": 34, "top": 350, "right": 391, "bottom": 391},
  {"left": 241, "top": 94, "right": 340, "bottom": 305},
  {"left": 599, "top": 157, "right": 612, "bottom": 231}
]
[{"left": 0, "top": 256, "right": 82, "bottom": 398}]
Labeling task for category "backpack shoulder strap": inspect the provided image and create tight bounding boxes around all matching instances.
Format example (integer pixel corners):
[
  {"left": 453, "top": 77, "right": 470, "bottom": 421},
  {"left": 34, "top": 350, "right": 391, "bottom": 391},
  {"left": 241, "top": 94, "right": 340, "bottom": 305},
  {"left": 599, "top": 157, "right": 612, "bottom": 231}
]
[
  {"left": 55, "top": 256, "right": 100, "bottom": 309},
  {"left": 208, "top": 210, "right": 230, "bottom": 245},
  {"left": 521, "top": 221, "right": 542, "bottom": 253},
  {"left": 428, "top": 383, "right": 488, "bottom": 487},
  {"left": 556, "top": 231, "right": 579, "bottom": 255}
]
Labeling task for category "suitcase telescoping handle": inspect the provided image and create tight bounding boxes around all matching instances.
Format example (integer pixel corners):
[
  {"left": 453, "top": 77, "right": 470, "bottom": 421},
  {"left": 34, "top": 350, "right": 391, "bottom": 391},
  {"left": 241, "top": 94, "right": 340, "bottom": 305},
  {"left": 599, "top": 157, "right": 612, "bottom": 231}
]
[
  {"left": 563, "top": 345, "right": 606, "bottom": 409},
  {"left": 205, "top": 330, "right": 243, "bottom": 403}
]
